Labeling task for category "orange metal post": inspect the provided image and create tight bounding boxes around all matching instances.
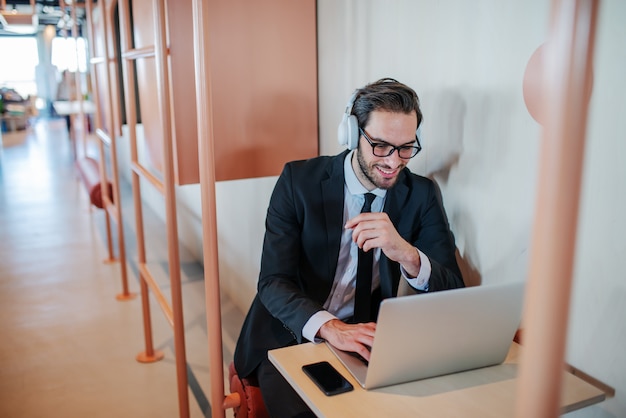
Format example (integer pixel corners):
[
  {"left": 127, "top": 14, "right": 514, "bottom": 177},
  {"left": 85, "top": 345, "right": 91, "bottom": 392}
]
[
  {"left": 153, "top": 0, "right": 190, "bottom": 416},
  {"left": 515, "top": 1, "right": 599, "bottom": 417},
  {"left": 116, "top": 0, "right": 164, "bottom": 364},
  {"left": 101, "top": 2, "right": 135, "bottom": 301},
  {"left": 191, "top": 1, "right": 231, "bottom": 417},
  {"left": 115, "top": 1, "right": 195, "bottom": 415},
  {"left": 70, "top": 2, "right": 86, "bottom": 159}
]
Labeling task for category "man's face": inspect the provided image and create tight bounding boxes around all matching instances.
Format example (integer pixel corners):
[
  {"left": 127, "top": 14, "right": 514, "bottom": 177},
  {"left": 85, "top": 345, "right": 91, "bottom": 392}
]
[{"left": 353, "top": 110, "right": 418, "bottom": 190}]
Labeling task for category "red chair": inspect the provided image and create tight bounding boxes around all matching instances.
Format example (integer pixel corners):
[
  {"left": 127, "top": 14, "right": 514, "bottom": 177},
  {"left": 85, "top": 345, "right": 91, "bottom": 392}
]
[
  {"left": 75, "top": 157, "right": 112, "bottom": 209},
  {"left": 228, "top": 362, "right": 270, "bottom": 418}
]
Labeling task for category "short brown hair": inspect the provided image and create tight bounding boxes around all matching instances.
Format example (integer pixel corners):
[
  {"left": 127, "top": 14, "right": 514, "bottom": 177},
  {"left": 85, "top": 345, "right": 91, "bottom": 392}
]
[{"left": 351, "top": 78, "right": 422, "bottom": 130}]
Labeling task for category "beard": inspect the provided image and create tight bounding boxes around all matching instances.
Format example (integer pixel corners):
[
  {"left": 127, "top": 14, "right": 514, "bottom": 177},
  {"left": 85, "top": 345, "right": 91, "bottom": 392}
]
[{"left": 355, "top": 145, "right": 404, "bottom": 190}]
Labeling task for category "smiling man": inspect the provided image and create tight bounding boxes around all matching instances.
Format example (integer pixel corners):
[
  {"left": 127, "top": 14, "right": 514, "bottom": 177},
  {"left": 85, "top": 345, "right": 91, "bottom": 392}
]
[{"left": 233, "top": 78, "right": 465, "bottom": 417}]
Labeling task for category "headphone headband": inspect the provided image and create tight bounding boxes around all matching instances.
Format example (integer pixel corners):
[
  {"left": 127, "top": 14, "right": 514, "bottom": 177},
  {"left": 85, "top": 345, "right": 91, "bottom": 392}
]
[{"left": 337, "top": 80, "right": 421, "bottom": 150}]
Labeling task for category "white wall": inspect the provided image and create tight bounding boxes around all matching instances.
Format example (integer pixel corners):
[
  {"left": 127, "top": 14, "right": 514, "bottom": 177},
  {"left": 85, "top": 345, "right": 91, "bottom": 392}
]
[
  {"left": 317, "top": 1, "right": 547, "bottom": 289},
  {"left": 565, "top": 1, "right": 626, "bottom": 416},
  {"left": 120, "top": 1, "right": 624, "bottom": 416}
]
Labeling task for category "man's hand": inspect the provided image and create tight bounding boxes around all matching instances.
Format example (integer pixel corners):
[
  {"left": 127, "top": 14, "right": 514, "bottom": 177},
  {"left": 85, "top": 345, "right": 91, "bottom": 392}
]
[
  {"left": 319, "top": 319, "right": 376, "bottom": 361},
  {"left": 345, "top": 212, "right": 421, "bottom": 277}
]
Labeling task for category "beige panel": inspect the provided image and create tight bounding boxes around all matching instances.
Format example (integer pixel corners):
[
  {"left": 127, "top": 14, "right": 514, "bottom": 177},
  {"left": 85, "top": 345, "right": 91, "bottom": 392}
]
[
  {"left": 135, "top": 57, "right": 164, "bottom": 177},
  {"left": 131, "top": 0, "right": 164, "bottom": 177},
  {"left": 127, "top": 0, "right": 317, "bottom": 183},
  {"left": 95, "top": 68, "right": 108, "bottom": 132},
  {"left": 208, "top": 0, "right": 319, "bottom": 181},
  {"left": 104, "top": 4, "right": 119, "bottom": 137},
  {"left": 130, "top": 0, "right": 155, "bottom": 49},
  {"left": 166, "top": 0, "right": 199, "bottom": 185},
  {"left": 92, "top": 5, "right": 108, "bottom": 133},
  {"left": 129, "top": 0, "right": 199, "bottom": 185}
]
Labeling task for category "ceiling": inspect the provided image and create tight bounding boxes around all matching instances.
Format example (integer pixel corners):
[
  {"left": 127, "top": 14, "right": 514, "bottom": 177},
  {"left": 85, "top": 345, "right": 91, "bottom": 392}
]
[{"left": 0, "top": 0, "right": 87, "bottom": 36}]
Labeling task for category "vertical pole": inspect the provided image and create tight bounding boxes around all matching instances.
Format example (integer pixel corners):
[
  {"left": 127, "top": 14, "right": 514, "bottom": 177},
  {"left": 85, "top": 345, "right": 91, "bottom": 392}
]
[
  {"left": 191, "top": 1, "right": 231, "bottom": 417},
  {"left": 515, "top": 1, "right": 598, "bottom": 417},
  {"left": 85, "top": 0, "right": 115, "bottom": 263},
  {"left": 101, "top": 3, "right": 133, "bottom": 301},
  {"left": 117, "top": 0, "right": 161, "bottom": 362},
  {"left": 153, "top": 0, "right": 190, "bottom": 416},
  {"left": 70, "top": 1, "right": 86, "bottom": 159}
]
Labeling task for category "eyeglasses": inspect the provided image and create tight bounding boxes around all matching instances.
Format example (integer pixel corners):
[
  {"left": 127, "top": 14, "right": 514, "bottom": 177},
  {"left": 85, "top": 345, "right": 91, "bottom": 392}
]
[{"left": 359, "top": 127, "right": 422, "bottom": 159}]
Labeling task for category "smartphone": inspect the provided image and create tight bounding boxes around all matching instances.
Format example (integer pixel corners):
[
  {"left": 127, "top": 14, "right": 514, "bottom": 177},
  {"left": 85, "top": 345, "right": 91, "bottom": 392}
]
[{"left": 302, "top": 361, "right": 354, "bottom": 396}]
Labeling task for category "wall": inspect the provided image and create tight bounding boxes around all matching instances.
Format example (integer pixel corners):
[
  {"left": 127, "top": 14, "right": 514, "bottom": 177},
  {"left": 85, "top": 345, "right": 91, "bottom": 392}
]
[
  {"left": 117, "top": 1, "right": 624, "bottom": 416},
  {"left": 565, "top": 1, "right": 625, "bottom": 416},
  {"left": 318, "top": 1, "right": 547, "bottom": 289}
]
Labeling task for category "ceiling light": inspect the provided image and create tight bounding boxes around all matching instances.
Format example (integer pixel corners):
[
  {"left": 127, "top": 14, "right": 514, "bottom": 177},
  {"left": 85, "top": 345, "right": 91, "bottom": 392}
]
[{"left": 0, "top": 10, "right": 39, "bottom": 34}]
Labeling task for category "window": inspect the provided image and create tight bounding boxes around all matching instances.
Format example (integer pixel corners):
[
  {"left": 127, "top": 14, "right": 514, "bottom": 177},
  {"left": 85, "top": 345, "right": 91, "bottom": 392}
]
[
  {"left": 0, "top": 36, "right": 39, "bottom": 97},
  {"left": 51, "top": 36, "right": 88, "bottom": 73}
]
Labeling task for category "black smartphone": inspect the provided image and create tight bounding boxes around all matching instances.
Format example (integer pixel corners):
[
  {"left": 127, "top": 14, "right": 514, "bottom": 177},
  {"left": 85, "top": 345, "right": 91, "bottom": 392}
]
[{"left": 302, "top": 361, "right": 354, "bottom": 396}]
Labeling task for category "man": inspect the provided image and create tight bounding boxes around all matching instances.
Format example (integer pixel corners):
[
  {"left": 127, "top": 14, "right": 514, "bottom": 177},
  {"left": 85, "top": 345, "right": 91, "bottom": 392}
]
[
  {"left": 55, "top": 70, "right": 76, "bottom": 132},
  {"left": 233, "top": 78, "right": 464, "bottom": 417}
]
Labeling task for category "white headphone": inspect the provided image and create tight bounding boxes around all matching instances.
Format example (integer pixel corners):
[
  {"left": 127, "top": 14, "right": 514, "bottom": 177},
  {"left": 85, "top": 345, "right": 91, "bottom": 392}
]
[
  {"left": 337, "top": 91, "right": 360, "bottom": 150},
  {"left": 337, "top": 88, "right": 422, "bottom": 150}
]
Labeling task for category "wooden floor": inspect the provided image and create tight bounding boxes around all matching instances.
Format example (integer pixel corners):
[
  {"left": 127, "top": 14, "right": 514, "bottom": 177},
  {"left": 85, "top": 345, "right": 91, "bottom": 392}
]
[{"left": 0, "top": 118, "right": 243, "bottom": 418}]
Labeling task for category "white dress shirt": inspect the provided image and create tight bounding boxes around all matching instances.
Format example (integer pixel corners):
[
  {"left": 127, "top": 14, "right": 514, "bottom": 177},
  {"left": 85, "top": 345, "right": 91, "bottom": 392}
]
[{"left": 302, "top": 151, "right": 431, "bottom": 342}]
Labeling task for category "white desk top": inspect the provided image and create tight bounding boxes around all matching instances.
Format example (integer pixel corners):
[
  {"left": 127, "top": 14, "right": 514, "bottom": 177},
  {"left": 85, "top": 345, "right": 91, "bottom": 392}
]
[
  {"left": 53, "top": 101, "right": 96, "bottom": 115},
  {"left": 269, "top": 342, "right": 605, "bottom": 418}
]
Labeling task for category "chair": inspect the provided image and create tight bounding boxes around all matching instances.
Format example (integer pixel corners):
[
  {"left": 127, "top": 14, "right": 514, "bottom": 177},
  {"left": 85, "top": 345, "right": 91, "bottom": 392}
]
[
  {"left": 228, "top": 362, "right": 270, "bottom": 418},
  {"left": 75, "top": 157, "right": 113, "bottom": 209}
]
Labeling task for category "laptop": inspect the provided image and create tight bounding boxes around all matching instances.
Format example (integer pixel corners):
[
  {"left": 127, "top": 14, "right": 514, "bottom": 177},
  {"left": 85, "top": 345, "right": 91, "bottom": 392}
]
[{"left": 326, "top": 281, "right": 525, "bottom": 389}]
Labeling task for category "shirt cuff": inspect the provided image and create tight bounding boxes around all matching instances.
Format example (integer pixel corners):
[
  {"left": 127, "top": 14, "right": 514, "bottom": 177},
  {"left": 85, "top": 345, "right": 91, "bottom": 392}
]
[
  {"left": 400, "top": 248, "right": 431, "bottom": 291},
  {"left": 302, "top": 310, "right": 337, "bottom": 343}
]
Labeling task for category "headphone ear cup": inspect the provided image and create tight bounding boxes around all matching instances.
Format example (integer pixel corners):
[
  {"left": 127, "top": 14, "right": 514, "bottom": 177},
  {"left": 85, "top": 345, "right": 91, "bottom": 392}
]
[
  {"left": 337, "top": 113, "right": 349, "bottom": 147},
  {"left": 338, "top": 113, "right": 359, "bottom": 149},
  {"left": 416, "top": 124, "right": 422, "bottom": 143},
  {"left": 345, "top": 115, "right": 359, "bottom": 150},
  {"left": 338, "top": 91, "right": 358, "bottom": 149}
]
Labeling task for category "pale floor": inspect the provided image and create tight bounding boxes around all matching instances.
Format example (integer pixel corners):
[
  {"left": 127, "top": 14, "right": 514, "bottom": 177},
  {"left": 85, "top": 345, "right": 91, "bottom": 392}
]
[{"left": 0, "top": 118, "right": 243, "bottom": 418}]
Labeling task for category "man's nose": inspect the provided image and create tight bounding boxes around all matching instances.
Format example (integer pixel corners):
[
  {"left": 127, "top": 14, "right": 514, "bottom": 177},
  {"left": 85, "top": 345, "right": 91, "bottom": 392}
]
[{"left": 382, "top": 149, "right": 404, "bottom": 168}]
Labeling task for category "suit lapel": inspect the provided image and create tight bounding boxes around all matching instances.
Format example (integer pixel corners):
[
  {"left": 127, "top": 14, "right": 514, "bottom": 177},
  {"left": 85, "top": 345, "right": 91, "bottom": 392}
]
[{"left": 322, "top": 151, "right": 348, "bottom": 281}]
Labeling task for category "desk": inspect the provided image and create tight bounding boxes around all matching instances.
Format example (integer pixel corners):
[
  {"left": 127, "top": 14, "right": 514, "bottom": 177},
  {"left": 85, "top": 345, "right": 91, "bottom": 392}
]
[
  {"left": 269, "top": 342, "right": 605, "bottom": 417},
  {"left": 1, "top": 113, "right": 28, "bottom": 132},
  {"left": 53, "top": 100, "right": 96, "bottom": 115}
]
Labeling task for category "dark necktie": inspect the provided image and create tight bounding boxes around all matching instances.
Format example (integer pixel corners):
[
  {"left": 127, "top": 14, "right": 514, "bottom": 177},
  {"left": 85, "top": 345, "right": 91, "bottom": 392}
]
[{"left": 354, "top": 193, "right": 376, "bottom": 323}]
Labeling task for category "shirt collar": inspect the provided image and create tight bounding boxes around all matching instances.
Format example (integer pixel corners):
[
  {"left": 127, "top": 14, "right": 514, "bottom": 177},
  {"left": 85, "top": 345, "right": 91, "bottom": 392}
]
[{"left": 344, "top": 150, "right": 386, "bottom": 199}]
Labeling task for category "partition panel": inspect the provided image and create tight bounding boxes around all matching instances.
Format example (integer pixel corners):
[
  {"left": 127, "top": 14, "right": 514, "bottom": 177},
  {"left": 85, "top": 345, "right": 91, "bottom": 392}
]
[
  {"left": 85, "top": 0, "right": 135, "bottom": 302},
  {"left": 207, "top": 0, "right": 319, "bottom": 181},
  {"left": 117, "top": 0, "right": 191, "bottom": 416}
]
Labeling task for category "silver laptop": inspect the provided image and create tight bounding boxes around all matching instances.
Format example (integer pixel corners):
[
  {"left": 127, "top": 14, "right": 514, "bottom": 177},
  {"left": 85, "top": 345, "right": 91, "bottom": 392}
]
[{"left": 326, "top": 281, "right": 525, "bottom": 389}]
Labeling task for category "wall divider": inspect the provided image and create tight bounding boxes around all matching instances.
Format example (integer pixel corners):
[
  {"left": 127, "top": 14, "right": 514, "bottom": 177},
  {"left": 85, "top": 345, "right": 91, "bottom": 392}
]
[
  {"left": 116, "top": 0, "right": 191, "bottom": 417},
  {"left": 86, "top": 1, "right": 317, "bottom": 416},
  {"left": 85, "top": 0, "right": 135, "bottom": 302}
]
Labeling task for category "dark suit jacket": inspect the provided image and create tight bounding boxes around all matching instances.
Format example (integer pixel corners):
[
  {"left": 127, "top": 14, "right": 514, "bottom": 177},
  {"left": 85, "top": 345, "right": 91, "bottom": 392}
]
[{"left": 233, "top": 150, "right": 464, "bottom": 378}]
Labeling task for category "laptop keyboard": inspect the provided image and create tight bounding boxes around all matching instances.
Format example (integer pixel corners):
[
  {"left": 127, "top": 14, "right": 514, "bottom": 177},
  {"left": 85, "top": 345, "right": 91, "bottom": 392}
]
[{"left": 348, "top": 351, "right": 369, "bottom": 366}]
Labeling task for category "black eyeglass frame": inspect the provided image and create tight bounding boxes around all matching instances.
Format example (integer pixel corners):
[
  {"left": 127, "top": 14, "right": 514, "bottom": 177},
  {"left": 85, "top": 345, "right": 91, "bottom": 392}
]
[{"left": 359, "top": 127, "right": 422, "bottom": 159}]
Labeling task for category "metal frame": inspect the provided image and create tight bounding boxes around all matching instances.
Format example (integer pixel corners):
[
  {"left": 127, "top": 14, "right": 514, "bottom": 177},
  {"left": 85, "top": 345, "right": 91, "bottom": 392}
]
[
  {"left": 515, "top": 1, "right": 599, "bottom": 417},
  {"left": 84, "top": 0, "right": 135, "bottom": 302},
  {"left": 115, "top": 0, "right": 190, "bottom": 416}
]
